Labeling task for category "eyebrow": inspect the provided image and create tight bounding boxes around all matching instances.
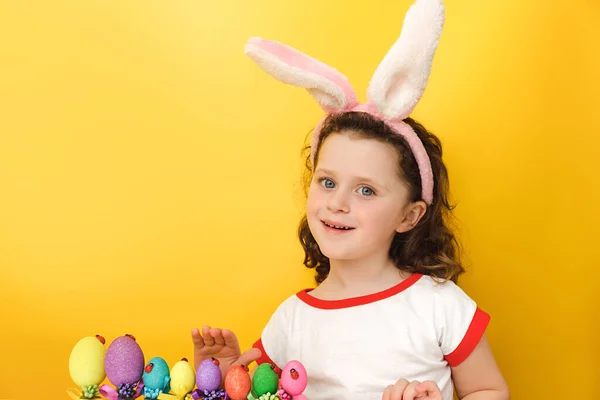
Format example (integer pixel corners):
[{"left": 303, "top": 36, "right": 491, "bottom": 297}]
[{"left": 315, "top": 168, "right": 388, "bottom": 190}]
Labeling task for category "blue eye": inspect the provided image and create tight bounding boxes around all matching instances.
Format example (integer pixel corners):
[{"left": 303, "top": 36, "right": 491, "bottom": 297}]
[
  {"left": 359, "top": 187, "right": 374, "bottom": 196},
  {"left": 320, "top": 178, "right": 335, "bottom": 189}
]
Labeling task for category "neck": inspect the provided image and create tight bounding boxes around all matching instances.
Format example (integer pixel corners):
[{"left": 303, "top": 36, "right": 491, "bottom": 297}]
[{"left": 321, "top": 252, "right": 407, "bottom": 298}]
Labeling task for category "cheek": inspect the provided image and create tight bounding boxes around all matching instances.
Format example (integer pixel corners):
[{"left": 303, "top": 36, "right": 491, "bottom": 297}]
[
  {"left": 306, "top": 186, "right": 322, "bottom": 216},
  {"left": 361, "top": 201, "right": 402, "bottom": 231}
]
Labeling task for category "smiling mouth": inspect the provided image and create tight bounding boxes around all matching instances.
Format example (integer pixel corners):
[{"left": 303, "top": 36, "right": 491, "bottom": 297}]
[{"left": 322, "top": 221, "right": 355, "bottom": 231}]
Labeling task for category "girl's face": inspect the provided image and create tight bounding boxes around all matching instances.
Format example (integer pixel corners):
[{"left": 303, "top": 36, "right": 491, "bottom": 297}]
[{"left": 307, "top": 132, "right": 422, "bottom": 264}]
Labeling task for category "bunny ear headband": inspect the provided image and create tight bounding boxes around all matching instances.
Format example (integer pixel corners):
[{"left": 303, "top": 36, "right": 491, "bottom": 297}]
[{"left": 244, "top": 0, "right": 445, "bottom": 205}]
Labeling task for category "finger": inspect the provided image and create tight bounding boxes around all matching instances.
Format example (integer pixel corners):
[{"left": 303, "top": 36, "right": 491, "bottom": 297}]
[
  {"left": 382, "top": 385, "right": 394, "bottom": 400},
  {"left": 416, "top": 381, "right": 442, "bottom": 400},
  {"left": 390, "top": 385, "right": 407, "bottom": 400},
  {"left": 192, "top": 328, "right": 208, "bottom": 370},
  {"left": 388, "top": 379, "right": 409, "bottom": 400},
  {"left": 402, "top": 381, "right": 420, "bottom": 400},
  {"left": 210, "top": 327, "right": 226, "bottom": 346},
  {"left": 202, "top": 325, "right": 215, "bottom": 346},
  {"left": 222, "top": 329, "right": 241, "bottom": 351},
  {"left": 234, "top": 347, "right": 262, "bottom": 368},
  {"left": 191, "top": 328, "right": 205, "bottom": 347}
]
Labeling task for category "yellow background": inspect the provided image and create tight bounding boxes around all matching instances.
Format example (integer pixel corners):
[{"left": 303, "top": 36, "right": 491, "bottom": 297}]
[{"left": 0, "top": 0, "right": 598, "bottom": 398}]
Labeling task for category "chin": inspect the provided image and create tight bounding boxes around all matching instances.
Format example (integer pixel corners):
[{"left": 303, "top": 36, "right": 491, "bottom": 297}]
[{"left": 315, "top": 242, "right": 359, "bottom": 261}]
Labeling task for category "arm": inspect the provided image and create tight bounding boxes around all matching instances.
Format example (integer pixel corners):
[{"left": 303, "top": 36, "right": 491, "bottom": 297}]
[{"left": 451, "top": 335, "right": 510, "bottom": 399}]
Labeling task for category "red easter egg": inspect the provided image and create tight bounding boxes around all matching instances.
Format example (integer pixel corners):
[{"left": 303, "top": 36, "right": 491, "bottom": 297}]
[{"left": 224, "top": 366, "right": 252, "bottom": 400}]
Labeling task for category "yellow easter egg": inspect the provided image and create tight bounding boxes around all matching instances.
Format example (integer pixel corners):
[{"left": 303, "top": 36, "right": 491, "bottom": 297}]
[
  {"left": 69, "top": 335, "right": 107, "bottom": 386},
  {"left": 170, "top": 358, "right": 195, "bottom": 396}
]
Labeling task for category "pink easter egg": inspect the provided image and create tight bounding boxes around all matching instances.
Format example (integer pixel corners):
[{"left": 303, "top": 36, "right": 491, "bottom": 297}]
[{"left": 280, "top": 360, "right": 307, "bottom": 396}]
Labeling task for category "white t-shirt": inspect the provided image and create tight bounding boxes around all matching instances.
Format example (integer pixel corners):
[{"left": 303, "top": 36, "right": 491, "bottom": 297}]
[{"left": 252, "top": 273, "right": 490, "bottom": 400}]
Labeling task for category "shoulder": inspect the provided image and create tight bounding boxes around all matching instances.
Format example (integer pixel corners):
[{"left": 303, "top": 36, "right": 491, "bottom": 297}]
[
  {"left": 406, "top": 275, "right": 480, "bottom": 323},
  {"left": 412, "top": 275, "right": 474, "bottom": 301},
  {"left": 416, "top": 277, "right": 491, "bottom": 366},
  {"left": 264, "top": 290, "right": 306, "bottom": 323}
]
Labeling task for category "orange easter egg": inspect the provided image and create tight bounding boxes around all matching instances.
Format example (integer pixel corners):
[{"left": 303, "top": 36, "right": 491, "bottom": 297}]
[{"left": 224, "top": 365, "right": 252, "bottom": 400}]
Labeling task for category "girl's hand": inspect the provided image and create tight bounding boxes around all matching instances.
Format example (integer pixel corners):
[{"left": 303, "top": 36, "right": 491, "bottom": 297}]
[
  {"left": 191, "top": 326, "right": 261, "bottom": 379},
  {"left": 382, "top": 379, "right": 443, "bottom": 400}
]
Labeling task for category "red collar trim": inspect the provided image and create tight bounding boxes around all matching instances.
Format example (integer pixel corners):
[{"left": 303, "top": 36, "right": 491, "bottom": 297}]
[{"left": 296, "top": 273, "right": 423, "bottom": 310}]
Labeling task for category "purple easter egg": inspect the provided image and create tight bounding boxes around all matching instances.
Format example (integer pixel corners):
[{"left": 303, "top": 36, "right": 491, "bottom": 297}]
[
  {"left": 196, "top": 358, "right": 222, "bottom": 391},
  {"left": 104, "top": 334, "right": 145, "bottom": 387}
]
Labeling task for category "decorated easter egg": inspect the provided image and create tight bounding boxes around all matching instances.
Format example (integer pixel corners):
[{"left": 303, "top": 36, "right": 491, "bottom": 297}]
[
  {"left": 280, "top": 360, "right": 307, "bottom": 396},
  {"left": 169, "top": 358, "right": 196, "bottom": 397},
  {"left": 104, "top": 334, "right": 145, "bottom": 387},
  {"left": 251, "top": 364, "right": 279, "bottom": 397},
  {"left": 224, "top": 365, "right": 251, "bottom": 400},
  {"left": 143, "top": 357, "right": 170, "bottom": 391},
  {"left": 196, "top": 358, "right": 222, "bottom": 392},
  {"left": 69, "top": 334, "right": 107, "bottom": 386}
]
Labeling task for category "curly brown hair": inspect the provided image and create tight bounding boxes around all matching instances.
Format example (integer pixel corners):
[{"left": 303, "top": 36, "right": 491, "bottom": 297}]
[{"left": 298, "top": 111, "right": 464, "bottom": 284}]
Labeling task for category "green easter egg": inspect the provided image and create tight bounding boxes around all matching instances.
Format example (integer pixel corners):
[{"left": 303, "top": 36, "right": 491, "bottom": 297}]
[{"left": 251, "top": 364, "right": 279, "bottom": 397}]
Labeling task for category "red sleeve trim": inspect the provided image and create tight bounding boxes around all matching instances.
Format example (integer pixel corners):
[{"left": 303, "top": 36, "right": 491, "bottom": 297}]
[
  {"left": 444, "top": 307, "right": 490, "bottom": 367},
  {"left": 252, "top": 338, "right": 281, "bottom": 375}
]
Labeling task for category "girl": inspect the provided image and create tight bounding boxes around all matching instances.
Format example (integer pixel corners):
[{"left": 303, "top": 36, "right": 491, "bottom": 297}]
[{"left": 192, "top": 0, "right": 509, "bottom": 399}]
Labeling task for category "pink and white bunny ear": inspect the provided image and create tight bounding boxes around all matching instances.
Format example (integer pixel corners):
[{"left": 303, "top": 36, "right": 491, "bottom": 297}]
[
  {"left": 244, "top": 37, "right": 359, "bottom": 113},
  {"left": 367, "top": 0, "right": 445, "bottom": 120}
]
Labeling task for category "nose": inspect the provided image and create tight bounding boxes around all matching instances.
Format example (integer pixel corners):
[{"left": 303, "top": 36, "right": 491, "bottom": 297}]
[{"left": 326, "top": 189, "right": 350, "bottom": 213}]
